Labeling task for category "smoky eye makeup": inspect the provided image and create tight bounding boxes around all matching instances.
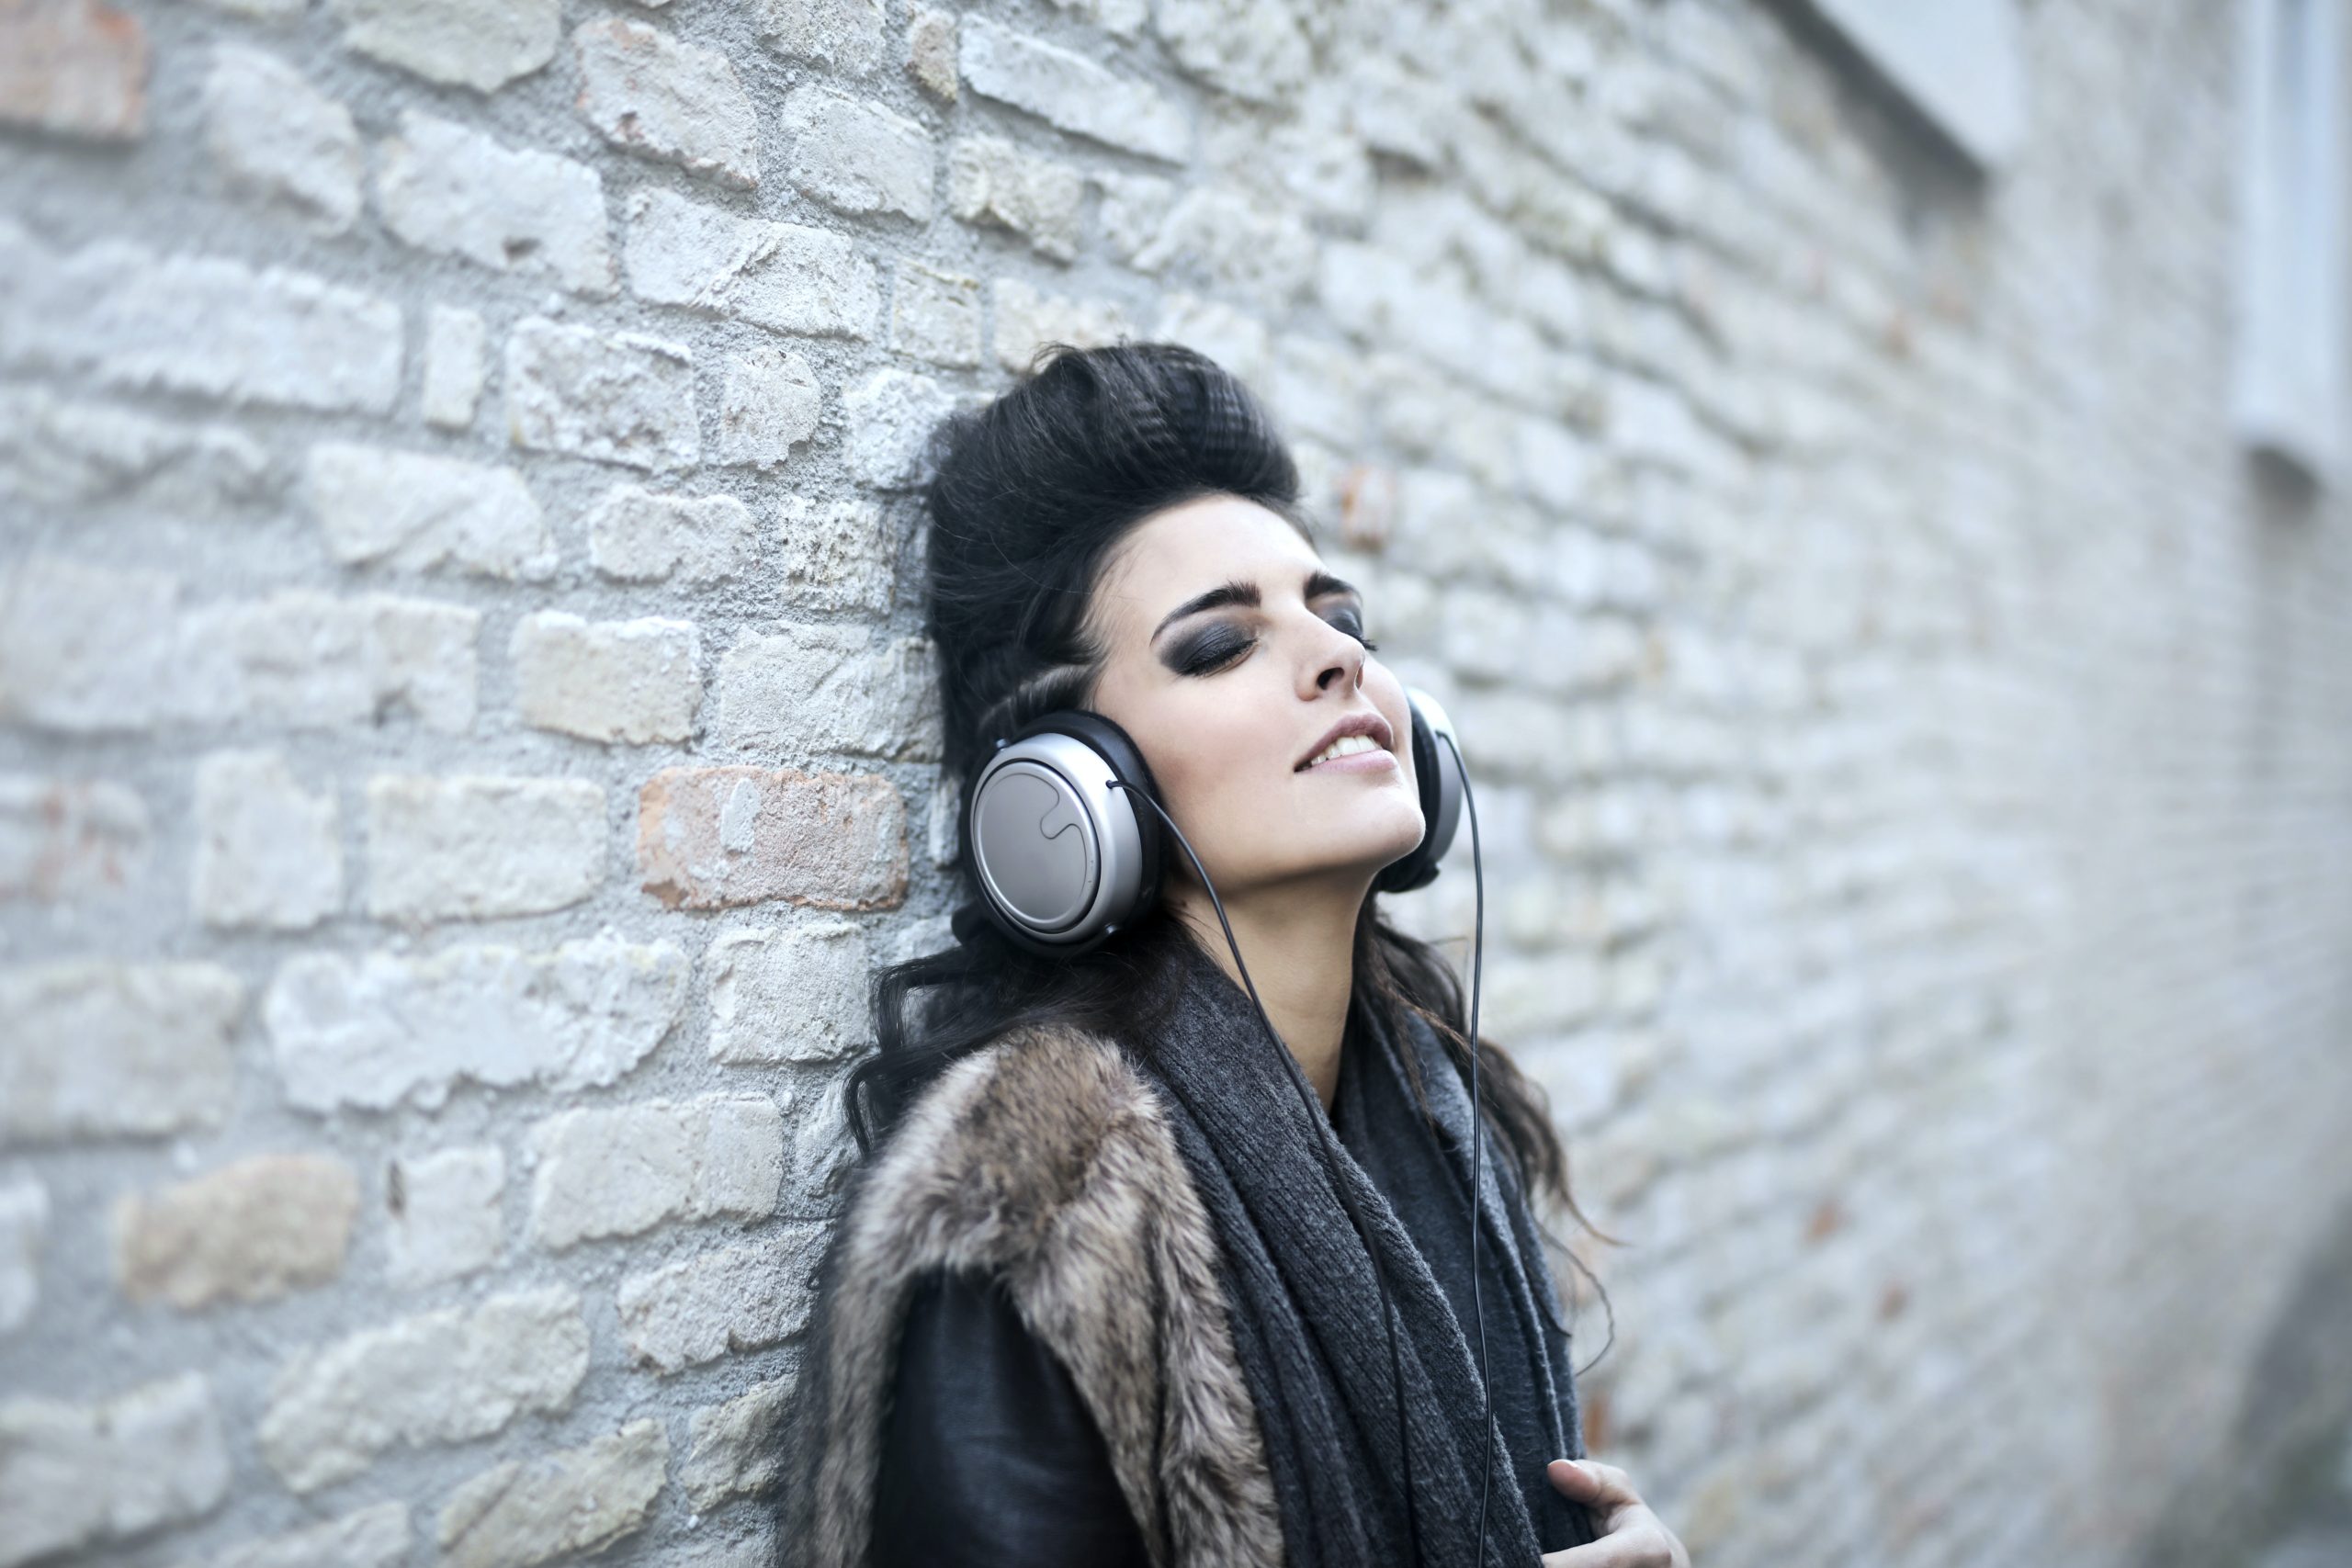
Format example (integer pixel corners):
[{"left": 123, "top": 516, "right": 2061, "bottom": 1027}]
[
  {"left": 1166, "top": 627, "right": 1252, "bottom": 676},
  {"left": 1160, "top": 603, "right": 1377, "bottom": 677}
]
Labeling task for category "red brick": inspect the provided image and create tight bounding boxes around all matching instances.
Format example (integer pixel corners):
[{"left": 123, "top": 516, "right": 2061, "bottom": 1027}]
[
  {"left": 637, "top": 765, "right": 905, "bottom": 911},
  {"left": 0, "top": 0, "right": 147, "bottom": 141}
]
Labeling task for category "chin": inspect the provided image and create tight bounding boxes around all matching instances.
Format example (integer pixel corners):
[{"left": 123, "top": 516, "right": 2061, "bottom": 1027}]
[{"left": 1331, "top": 810, "right": 1431, "bottom": 873}]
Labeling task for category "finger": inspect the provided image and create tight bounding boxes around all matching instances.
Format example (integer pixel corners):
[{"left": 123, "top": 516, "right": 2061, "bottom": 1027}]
[
  {"left": 1539, "top": 1532, "right": 1666, "bottom": 1568},
  {"left": 1542, "top": 1517, "right": 1677, "bottom": 1568},
  {"left": 1545, "top": 1461, "right": 1646, "bottom": 1549},
  {"left": 1546, "top": 1458, "right": 1644, "bottom": 1508}
]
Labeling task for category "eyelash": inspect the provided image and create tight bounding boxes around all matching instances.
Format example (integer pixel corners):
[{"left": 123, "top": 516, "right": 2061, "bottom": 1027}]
[{"left": 1182, "top": 617, "right": 1379, "bottom": 675}]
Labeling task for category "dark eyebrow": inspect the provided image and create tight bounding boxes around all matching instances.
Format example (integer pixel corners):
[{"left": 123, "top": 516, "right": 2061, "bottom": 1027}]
[{"left": 1150, "top": 570, "right": 1358, "bottom": 645}]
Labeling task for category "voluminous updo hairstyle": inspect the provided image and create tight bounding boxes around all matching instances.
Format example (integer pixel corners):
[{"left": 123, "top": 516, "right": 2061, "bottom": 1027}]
[{"left": 846, "top": 340, "right": 1611, "bottom": 1323}]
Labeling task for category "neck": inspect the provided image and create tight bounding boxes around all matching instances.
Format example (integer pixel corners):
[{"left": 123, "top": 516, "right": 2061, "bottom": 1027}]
[{"left": 1167, "top": 875, "right": 1367, "bottom": 1116}]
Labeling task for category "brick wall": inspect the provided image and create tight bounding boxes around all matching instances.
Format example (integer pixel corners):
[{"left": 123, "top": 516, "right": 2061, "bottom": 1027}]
[{"left": 4, "top": 0, "right": 2351, "bottom": 1564}]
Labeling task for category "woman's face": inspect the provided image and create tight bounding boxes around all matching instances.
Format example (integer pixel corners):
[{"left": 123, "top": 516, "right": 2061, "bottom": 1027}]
[{"left": 1083, "top": 492, "right": 1425, "bottom": 899}]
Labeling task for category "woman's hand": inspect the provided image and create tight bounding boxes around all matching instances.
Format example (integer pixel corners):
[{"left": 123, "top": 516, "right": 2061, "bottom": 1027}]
[{"left": 1540, "top": 1457, "right": 1691, "bottom": 1566}]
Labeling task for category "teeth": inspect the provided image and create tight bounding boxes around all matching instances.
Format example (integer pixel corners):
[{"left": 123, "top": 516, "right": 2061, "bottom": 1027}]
[{"left": 1306, "top": 732, "right": 1381, "bottom": 768}]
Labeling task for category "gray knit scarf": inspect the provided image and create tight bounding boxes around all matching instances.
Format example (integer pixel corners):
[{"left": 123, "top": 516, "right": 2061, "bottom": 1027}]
[{"left": 1130, "top": 931, "right": 1602, "bottom": 1567}]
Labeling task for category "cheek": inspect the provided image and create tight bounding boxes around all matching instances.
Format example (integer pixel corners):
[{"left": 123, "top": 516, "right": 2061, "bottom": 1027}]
[
  {"left": 1143, "top": 692, "right": 1295, "bottom": 826},
  {"left": 1170, "top": 701, "right": 1277, "bottom": 802}
]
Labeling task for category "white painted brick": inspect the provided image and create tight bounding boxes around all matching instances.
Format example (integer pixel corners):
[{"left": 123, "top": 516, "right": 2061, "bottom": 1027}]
[
  {"left": 706, "top": 917, "right": 875, "bottom": 1064},
  {"left": 906, "top": 7, "right": 958, "bottom": 100},
  {"left": 191, "top": 750, "right": 343, "bottom": 931},
  {"left": 1128, "top": 183, "right": 1318, "bottom": 307},
  {"left": 959, "top": 15, "right": 1190, "bottom": 163},
  {"left": 503, "top": 315, "right": 699, "bottom": 470},
  {"left": 385, "top": 1145, "right": 504, "bottom": 1289},
  {"left": 435, "top": 1419, "right": 666, "bottom": 1567},
  {"left": 526, "top": 1093, "right": 784, "bottom": 1249},
  {"left": 757, "top": 0, "right": 886, "bottom": 74},
  {"left": 0, "top": 962, "right": 242, "bottom": 1146},
  {"left": 263, "top": 931, "right": 687, "bottom": 1112},
  {"left": 1, "top": 0, "right": 142, "bottom": 141},
  {"left": 718, "top": 344, "right": 821, "bottom": 468},
  {"left": 839, "top": 366, "right": 959, "bottom": 489},
  {"left": 111, "top": 1153, "right": 360, "bottom": 1309},
  {"left": 681, "top": 1373, "right": 796, "bottom": 1509},
  {"left": 615, "top": 1225, "right": 826, "bottom": 1373},
  {"left": 256, "top": 1287, "right": 588, "bottom": 1494},
  {"left": 713, "top": 626, "right": 940, "bottom": 761},
  {"left": 35, "top": 560, "right": 227, "bottom": 729},
  {"left": 373, "top": 109, "right": 612, "bottom": 296},
  {"left": 585, "top": 484, "right": 759, "bottom": 585},
  {"left": 0, "top": 559, "right": 482, "bottom": 736},
  {"left": 772, "top": 495, "right": 895, "bottom": 613},
  {"left": 1153, "top": 0, "right": 1312, "bottom": 106},
  {"left": 622, "top": 186, "right": 878, "bottom": 341},
  {"left": 1270, "top": 333, "right": 1370, "bottom": 446},
  {"left": 1204, "top": 112, "right": 1375, "bottom": 224},
  {"left": 181, "top": 591, "right": 482, "bottom": 734},
  {"left": 663, "top": 1536, "right": 778, "bottom": 1568},
  {"left": 781, "top": 1065, "right": 859, "bottom": 1213},
  {"left": 1512, "top": 410, "right": 1591, "bottom": 513},
  {"left": 1095, "top": 168, "right": 1178, "bottom": 259},
  {"left": 780, "top": 83, "right": 934, "bottom": 220},
  {"left": 1056, "top": 0, "right": 1148, "bottom": 36},
  {"left": 888, "top": 258, "right": 981, "bottom": 367},
  {"left": 994, "top": 276, "right": 1135, "bottom": 372},
  {"left": 0, "top": 6, "right": 137, "bottom": 142},
  {"left": 0, "top": 775, "right": 149, "bottom": 902},
  {"left": 1389, "top": 465, "right": 1490, "bottom": 581},
  {"left": 0, "top": 220, "right": 401, "bottom": 414},
  {"left": 924, "top": 776, "right": 960, "bottom": 872},
  {"left": 189, "top": 0, "right": 307, "bottom": 16},
  {"left": 947, "top": 133, "right": 1083, "bottom": 261},
  {"left": 0, "top": 1169, "right": 48, "bottom": 1335},
  {"left": 331, "top": 0, "right": 559, "bottom": 94},
  {"left": 512, "top": 612, "right": 702, "bottom": 743},
  {"left": 0, "top": 1373, "right": 230, "bottom": 1564},
  {"left": 201, "top": 44, "right": 362, "bottom": 231},
  {"left": 303, "top": 441, "right": 557, "bottom": 581},
  {"left": 177, "top": 1503, "right": 412, "bottom": 1568},
  {"left": 0, "top": 386, "right": 272, "bottom": 511},
  {"left": 572, "top": 17, "right": 758, "bottom": 189},
  {"left": 421, "top": 305, "right": 487, "bottom": 430},
  {"left": 362, "top": 774, "right": 605, "bottom": 922},
  {"left": 1154, "top": 291, "right": 1271, "bottom": 383}
]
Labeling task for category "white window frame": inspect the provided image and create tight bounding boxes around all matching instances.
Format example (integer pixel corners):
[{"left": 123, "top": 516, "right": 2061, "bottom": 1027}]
[
  {"left": 1802, "top": 0, "right": 2029, "bottom": 171},
  {"left": 2234, "top": 0, "right": 2350, "bottom": 484}
]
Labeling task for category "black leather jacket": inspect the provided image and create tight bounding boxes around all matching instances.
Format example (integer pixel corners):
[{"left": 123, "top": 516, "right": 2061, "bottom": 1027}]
[{"left": 870, "top": 1266, "right": 1153, "bottom": 1567}]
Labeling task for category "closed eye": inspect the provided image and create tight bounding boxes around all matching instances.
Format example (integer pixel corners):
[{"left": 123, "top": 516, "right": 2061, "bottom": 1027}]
[{"left": 1171, "top": 613, "right": 1377, "bottom": 677}]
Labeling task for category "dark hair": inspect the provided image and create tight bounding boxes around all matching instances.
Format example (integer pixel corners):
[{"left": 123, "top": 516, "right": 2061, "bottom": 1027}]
[{"left": 846, "top": 340, "right": 1617, "bottom": 1344}]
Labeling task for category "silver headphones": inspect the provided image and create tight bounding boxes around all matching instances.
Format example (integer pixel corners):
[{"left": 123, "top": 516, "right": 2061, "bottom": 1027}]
[{"left": 949, "top": 685, "right": 1464, "bottom": 956}]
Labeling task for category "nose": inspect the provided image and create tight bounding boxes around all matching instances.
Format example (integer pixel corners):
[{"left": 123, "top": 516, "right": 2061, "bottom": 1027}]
[{"left": 1310, "top": 626, "right": 1365, "bottom": 696}]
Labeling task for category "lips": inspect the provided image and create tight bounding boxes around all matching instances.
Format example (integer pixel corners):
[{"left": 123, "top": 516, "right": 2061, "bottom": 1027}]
[{"left": 1295, "top": 710, "right": 1395, "bottom": 771}]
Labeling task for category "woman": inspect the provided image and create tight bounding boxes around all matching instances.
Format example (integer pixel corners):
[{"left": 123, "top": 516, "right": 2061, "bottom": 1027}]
[{"left": 772, "top": 342, "right": 1690, "bottom": 1568}]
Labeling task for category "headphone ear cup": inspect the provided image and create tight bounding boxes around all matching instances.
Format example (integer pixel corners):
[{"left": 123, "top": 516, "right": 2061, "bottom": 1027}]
[
  {"left": 1025, "top": 708, "right": 1167, "bottom": 919},
  {"left": 1375, "top": 688, "right": 1464, "bottom": 895},
  {"left": 1374, "top": 698, "right": 1444, "bottom": 894},
  {"left": 958, "top": 708, "right": 1168, "bottom": 955}
]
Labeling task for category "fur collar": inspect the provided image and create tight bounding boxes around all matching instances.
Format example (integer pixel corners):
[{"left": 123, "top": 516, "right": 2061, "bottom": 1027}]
[{"left": 785, "top": 1021, "right": 1286, "bottom": 1568}]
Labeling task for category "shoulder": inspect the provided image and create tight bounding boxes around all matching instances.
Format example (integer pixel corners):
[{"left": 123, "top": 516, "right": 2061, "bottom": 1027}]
[
  {"left": 796, "top": 1021, "right": 1284, "bottom": 1568},
  {"left": 837, "top": 1020, "right": 1186, "bottom": 1285}
]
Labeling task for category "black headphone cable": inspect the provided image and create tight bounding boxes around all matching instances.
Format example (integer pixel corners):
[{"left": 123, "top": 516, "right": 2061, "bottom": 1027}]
[{"left": 1441, "top": 728, "right": 1497, "bottom": 1566}]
